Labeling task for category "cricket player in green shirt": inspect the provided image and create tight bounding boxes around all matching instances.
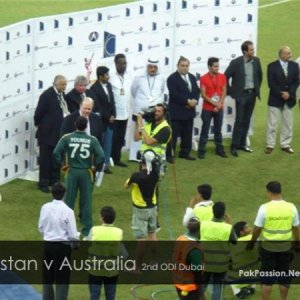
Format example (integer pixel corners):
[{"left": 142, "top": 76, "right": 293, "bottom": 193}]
[{"left": 53, "top": 116, "right": 104, "bottom": 238}]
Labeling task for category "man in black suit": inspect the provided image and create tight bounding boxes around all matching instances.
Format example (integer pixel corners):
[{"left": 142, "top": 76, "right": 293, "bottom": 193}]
[
  {"left": 90, "top": 66, "right": 116, "bottom": 174},
  {"left": 167, "top": 56, "right": 200, "bottom": 161},
  {"left": 34, "top": 75, "right": 69, "bottom": 193},
  {"left": 65, "top": 75, "right": 96, "bottom": 113},
  {"left": 225, "top": 40, "right": 263, "bottom": 157},
  {"left": 265, "top": 46, "right": 300, "bottom": 154},
  {"left": 61, "top": 97, "right": 103, "bottom": 146}
]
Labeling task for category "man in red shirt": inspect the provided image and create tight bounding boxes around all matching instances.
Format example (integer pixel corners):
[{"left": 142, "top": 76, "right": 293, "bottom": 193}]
[{"left": 198, "top": 57, "right": 227, "bottom": 159}]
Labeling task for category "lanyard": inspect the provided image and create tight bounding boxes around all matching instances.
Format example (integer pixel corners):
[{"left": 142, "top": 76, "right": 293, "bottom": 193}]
[
  {"left": 147, "top": 75, "right": 156, "bottom": 96},
  {"left": 118, "top": 74, "right": 124, "bottom": 88}
]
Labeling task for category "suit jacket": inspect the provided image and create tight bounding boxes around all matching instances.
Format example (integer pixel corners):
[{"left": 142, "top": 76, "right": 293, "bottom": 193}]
[
  {"left": 65, "top": 88, "right": 96, "bottom": 113},
  {"left": 167, "top": 71, "right": 200, "bottom": 120},
  {"left": 34, "top": 87, "right": 64, "bottom": 146},
  {"left": 225, "top": 56, "right": 263, "bottom": 99},
  {"left": 60, "top": 111, "right": 104, "bottom": 146},
  {"left": 267, "top": 60, "right": 300, "bottom": 108},
  {"left": 90, "top": 80, "right": 116, "bottom": 128}
]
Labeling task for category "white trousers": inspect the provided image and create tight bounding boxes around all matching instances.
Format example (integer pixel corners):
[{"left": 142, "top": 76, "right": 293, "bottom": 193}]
[{"left": 266, "top": 105, "right": 293, "bottom": 148}]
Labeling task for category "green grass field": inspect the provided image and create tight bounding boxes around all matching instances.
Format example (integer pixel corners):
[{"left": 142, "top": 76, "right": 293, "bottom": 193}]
[{"left": 1, "top": 0, "right": 300, "bottom": 299}]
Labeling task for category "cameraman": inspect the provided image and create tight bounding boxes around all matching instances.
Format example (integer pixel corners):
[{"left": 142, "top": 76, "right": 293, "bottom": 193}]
[{"left": 134, "top": 104, "right": 171, "bottom": 165}]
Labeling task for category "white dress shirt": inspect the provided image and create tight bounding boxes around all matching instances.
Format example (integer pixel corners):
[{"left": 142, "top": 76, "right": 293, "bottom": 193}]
[
  {"left": 38, "top": 199, "right": 79, "bottom": 241},
  {"left": 110, "top": 70, "right": 133, "bottom": 120},
  {"left": 131, "top": 72, "right": 165, "bottom": 114}
]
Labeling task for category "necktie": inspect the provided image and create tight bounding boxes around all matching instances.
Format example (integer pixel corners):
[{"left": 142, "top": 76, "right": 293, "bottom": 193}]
[
  {"left": 184, "top": 75, "right": 191, "bottom": 92},
  {"left": 58, "top": 93, "right": 69, "bottom": 116},
  {"left": 283, "top": 62, "right": 288, "bottom": 77}
]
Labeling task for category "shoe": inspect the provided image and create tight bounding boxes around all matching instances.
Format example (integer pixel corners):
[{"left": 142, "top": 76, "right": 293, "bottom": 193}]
[
  {"left": 39, "top": 186, "right": 50, "bottom": 193},
  {"left": 239, "top": 146, "right": 253, "bottom": 153},
  {"left": 104, "top": 167, "right": 113, "bottom": 174},
  {"left": 281, "top": 147, "right": 294, "bottom": 154},
  {"left": 166, "top": 157, "right": 175, "bottom": 164},
  {"left": 230, "top": 148, "right": 238, "bottom": 157},
  {"left": 178, "top": 154, "right": 196, "bottom": 160},
  {"left": 264, "top": 147, "right": 273, "bottom": 154},
  {"left": 114, "top": 161, "right": 128, "bottom": 167},
  {"left": 236, "top": 287, "right": 252, "bottom": 299},
  {"left": 216, "top": 151, "right": 228, "bottom": 158},
  {"left": 198, "top": 152, "right": 205, "bottom": 159}
]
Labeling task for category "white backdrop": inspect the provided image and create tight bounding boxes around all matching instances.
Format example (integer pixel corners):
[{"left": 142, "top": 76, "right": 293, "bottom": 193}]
[{"left": 0, "top": 0, "right": 258, "bottom": 184}]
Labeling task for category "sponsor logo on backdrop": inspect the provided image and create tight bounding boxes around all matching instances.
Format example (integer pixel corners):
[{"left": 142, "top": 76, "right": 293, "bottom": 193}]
[
  {"left": 63, "top": 57, "right": 77, "bottom": 66},
  {"left": 26, "top": 44, "right": 31, "bottom": 53},
  {"left": 148, "top": 44, "right": 160, "bottom": 50},
  {"left": 139, "top": 5, "right": 144, "bottom": 14},
  {"left": 2, "top": 152, "right": 12, "bottom": 160},
  {"left": 164, "top": 57, "right": 169, "bottom": 65},
  {"left": 2, "top": 95, "right": 12, "bottom": 102},
  {"left": 182, "top": 0, "right": 187, "bottom": 9},
  {"left": 125, "top": 8, "right": 131, "bottom": 17},
  {"left": 54, "top": 20, "right": 59, "bottom": 29},
  {"left": 68, "top": 36, "right": 73, "bottom": 46},
  {"left": 227, "top": 38, "right": 242, "bottom": 43},
  {"left": 89, "top": 32, "right": 99, "bottom": 42},
  {"left": 107, "top": 14, "right": 121, "bottom": 20},
  {"left": 38, "top": 80, "right": 43, "bottom": 89},
  {"left": 247, "top": 14, "right": 253, "bottom": 22},
  {"left": 6, "top": 32, "right": 10, "bottom": 41},
  {"left": 34, "top": 45, "right": 48, "bottom": 51},
  {"left": 68, "top": 18, "right": 74, "bottom": 26},
  {"left": 176, "top": 22, "right": 191, "bottom": 28},
  {"left": 248, "top": 0, "right": 253, "bottom": 4},
  {"left": 193, "top": 3, "right": 208, "bottom": 9},
  {"left": 12, "top": 110, "right": 22, "bottom": 117},
  {"left": 214, "top": 16, "right": 220, "bottom": 25},
  {"left": 214, "top": 0, "right": 220, "bottom": 6},
  {"left": 138, "top": 43, "right": 143, "bottom": 52},
  {"left": 226, "top": 0, "right": 242, "bottom": 7},
  {"left": 49, "top": 61, "right": 62, "bottom": 67},
  {"left": 166, "top": 1, "right": 171, "bottom": 10},
  {"left": 165, "top": 39, "right": 170, "bottom": 47},
  {"left": 14, "top": 72, "right": 24, "bottom": 78},
  {"left": 152, "top": 22, "right": 157, "bottom": 31},
  {"left": 12, "top": 127, "right": 21, "bottom": 137},
  {"left": 121, "top": 31, "right": 133, "bottom": 36},
  {"left": 27, "top": 24, "right": 31, "bottom": 34},
  {"left": 98, "top": 13, "right": 102, "bottom": 21},
  {"left": 39, "top": 22, "right": 44, "bottom": 31},
  {"left": 27, "top": 82, "right": 31, "bottom": 91},
  {"left": 6, "top": 51, "right": 10, "bottom": 61},
  {"left": 103, "top": 32, "right": 116, "bottom": 58},
  {"left": 208, "top": 36, "right": 224, "bottom": 44},
  {"left": 153, "top": 3, "right": 158, "bottom": 12},
  {"left": 226, "top": 16, "right": 241, "bottom": 24}
]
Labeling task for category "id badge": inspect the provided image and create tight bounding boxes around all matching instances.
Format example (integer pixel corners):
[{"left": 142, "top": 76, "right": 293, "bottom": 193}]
[
  {"left": 211, "top": 94, "right": 220, "bottom": 103},
  {"left": 120, "top": 88, "right": 125, "bottom": 96}
]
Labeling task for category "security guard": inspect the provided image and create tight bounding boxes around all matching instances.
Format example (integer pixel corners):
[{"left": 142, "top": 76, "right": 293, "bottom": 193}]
[
  {"left": 87, "top": 206, "right": 123, "bottom": 300},
  {"left": 173, "top": 217, "right": 205, "bottom": 300},
  {"left": 53, "top": 116, "right": 104, "bottom": 238},
  {"left": 247, "top": 181, "right": 300, "bottom": 300},
  {"left": 200, "top": 201, "right": 236, "bottom": 300}
]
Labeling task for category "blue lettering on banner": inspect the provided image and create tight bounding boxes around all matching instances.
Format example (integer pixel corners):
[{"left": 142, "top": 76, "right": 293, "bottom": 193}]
[
  {"left": 54, "top": 20, "right": 59, "bottom": 29},
  {"left": 103, "top": 31, "right": 116, "bottom": 58}
]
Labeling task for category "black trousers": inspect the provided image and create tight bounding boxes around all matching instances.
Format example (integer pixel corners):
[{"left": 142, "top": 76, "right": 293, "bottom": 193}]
[
  {"left": 170, "top": 119, "right": 194, "bottom": 157},
  {"left": 111, "top": 119, "right": 128, "bottom": 162},
  {"left": 43, "top": 242, "right": 72, "bottom": 285},
  {"left": 231, "top": 90, "right": 256, "bottom": 150},
  {"left": 38, "top": 144, "right": 60, "bottom": 188}
]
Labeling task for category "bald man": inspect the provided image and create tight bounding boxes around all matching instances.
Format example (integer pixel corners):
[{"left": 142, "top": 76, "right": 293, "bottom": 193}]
[
  {"left": 265, "top": 46, "right": 300, "bottom": 154},
  {"left": 61, "top": 97, "right": 103, "bottom": 147}
]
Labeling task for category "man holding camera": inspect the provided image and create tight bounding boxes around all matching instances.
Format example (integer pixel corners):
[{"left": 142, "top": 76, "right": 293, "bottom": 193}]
[{"left": 134, "top": 104, "right": 171, "bottom": 165}]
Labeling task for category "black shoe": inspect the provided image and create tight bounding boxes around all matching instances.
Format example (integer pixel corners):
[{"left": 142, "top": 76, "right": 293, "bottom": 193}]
[
  {"left": 216, "top": 151, "right": 228, "bottom": 158},
  {"left": 178, "top": 154, "right": 196, "bottom": 160},
  {"left": 166, "top": 157, "right": 175, "bottom": 164},
  {"left": 39, "top": 186, "right": 50, "bottom": 193},
  {"left": 104, "top": 167, "right": 113, "bottom": 174},
  {"left": 231, "top": 148, "right": 238, "bottom": 157},
  {"left": 245, "top": 287, "right": 255, "bottom": 295},
  {"left": 198, "top": 152, "right": 205, "bottom": 159},
  {"left": 114, "top": 161, "right": 128, "bottom": 167},
  {"left": 239, "top": 146, "right": 253, "bottom": 153},
  {"left": 236, "top": 288, "right": 251, "bottom": 299}
]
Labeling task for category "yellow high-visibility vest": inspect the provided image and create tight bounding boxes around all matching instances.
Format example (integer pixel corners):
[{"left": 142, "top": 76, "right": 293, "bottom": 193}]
[
  {"left": 200, "top": 220, "right": 232, "bottom": 272},
  {"left": 193, "top": 203, "right": 213, "bottom": 221},
  {"left": 261, "top": 201, "right": 295, "bottom": 252},
  {"left": 141, "top": 120, "right": 171, "bottom": 157}
]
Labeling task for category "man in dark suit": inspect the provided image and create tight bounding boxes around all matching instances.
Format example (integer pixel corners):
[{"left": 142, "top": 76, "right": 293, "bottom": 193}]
[
  {"left": 65, "top": 75, "right": 96, "bottom": 113},
  {"left": 225, "top": 40, "right": 263, "bottom": 157},
  {"left": 90, "top": 66, "right": 116, "bottom": 174},
  {"left": 61, "top": 97, "right": 103, "bottom": 146},
  {"left": 265, "top": 46, "right": 300, "bottom": 154},
  {"left": 167, "top": 56, "right": 200, "bottom": 161},
  {"left": 34, "top": 75, "right": 69, "bottom": 193}
]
